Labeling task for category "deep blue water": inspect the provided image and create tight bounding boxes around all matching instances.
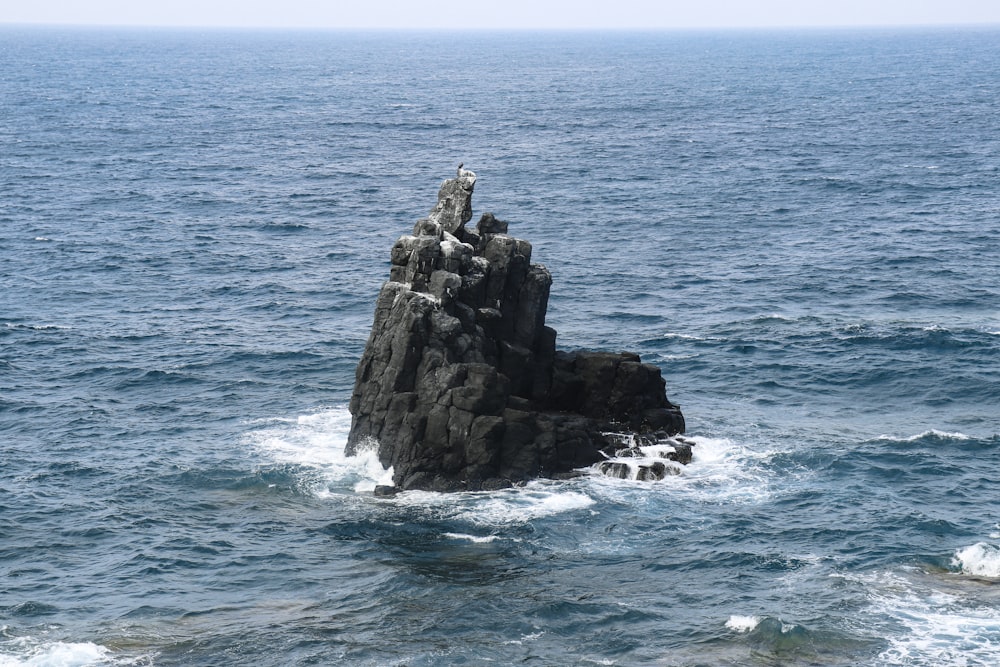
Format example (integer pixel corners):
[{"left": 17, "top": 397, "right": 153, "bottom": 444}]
[{"left": 2, "top": 26, "right": 1000, "bottom": 666}]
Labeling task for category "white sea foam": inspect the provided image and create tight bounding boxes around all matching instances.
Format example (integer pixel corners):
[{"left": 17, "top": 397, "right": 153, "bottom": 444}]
[
  {"left": 461, "top": 487, "right": 596, "bottom": 524},
  {"left": 504, "top": 630, "right": 544, "bottom": 645},
  {"left": 953, "top": 543, "right": 1000, "bottom": 578},
  {"left": 845, "top": 569, "right": 1000, "bottom": 666},
  {"left": 876, "top": 429, "right": 971, "bottom": 442},
  {"left": 442, "top": 532, "right": 501, "bottom": 543},
  {"left": 662, "top": 332, "right": 707, "bottom": 341},
  {"left": 0, "top": 640, "right": 110, "bottom": 667},
  {"left": 5, "top": 323, "right": 72, "bottom": 331},
  {"left": 247, "top": 409, "right": 776, "bottom": 518},
  {"left": 398, "top": 483, "right": 597, "bottom": 527},
  {"left": 245, "top": 406, "right": 393, "bottom": 495},
  {"left": 725, "top": 615, "right": 760, "bottom": 632},
  {"left": 602, "top": 434, "right": 778, "bottom": 504},
  {"left": 755, "top": 313, "right": 796, "bottom": 322},
  {"left": 578, "top": 432, "right": 783, "bottom": 520},
  {"left": 246, "top": 408, "right": 606, "bottom": 527}
]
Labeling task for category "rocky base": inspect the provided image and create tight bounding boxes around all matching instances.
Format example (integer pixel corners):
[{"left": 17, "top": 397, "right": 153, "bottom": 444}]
[
  {"left": 346, "top": 168, "right": 685, "bottom": 492},
  {"left": 595, "top": 434, "right": 697, "bottom": 481}
]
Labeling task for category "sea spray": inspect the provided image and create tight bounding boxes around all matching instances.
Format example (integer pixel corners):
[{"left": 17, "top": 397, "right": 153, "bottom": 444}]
[
  {"left": 953, "top": 543, "right": 1000, "bottom": 578},
  {"left": 246, "top": 407, "right": 394, "bottom": 495}
]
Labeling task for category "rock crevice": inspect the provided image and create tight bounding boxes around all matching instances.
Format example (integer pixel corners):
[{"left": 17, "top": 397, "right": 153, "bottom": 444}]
[{"left": 347, "top": 169, "right": 685, "bottom": 492}]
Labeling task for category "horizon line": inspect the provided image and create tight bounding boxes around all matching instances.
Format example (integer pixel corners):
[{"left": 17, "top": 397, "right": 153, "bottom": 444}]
[{"left": 3, "top": 20, "right": 1000, "bottom": 32}]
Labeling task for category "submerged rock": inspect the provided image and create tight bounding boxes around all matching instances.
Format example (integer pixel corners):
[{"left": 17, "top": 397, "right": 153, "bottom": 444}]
[{"left": 346, "top": 168, "right": 686, "bottom": 492}]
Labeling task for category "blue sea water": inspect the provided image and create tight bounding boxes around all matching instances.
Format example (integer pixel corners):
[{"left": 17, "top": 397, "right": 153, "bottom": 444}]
[{"left": 2, "top": 25, "right": 1000, "bottom": 666}]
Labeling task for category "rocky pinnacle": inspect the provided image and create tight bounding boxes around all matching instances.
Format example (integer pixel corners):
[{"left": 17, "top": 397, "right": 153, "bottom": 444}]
[{"left": 346, "top": 168, "right": 685, "bottom": 492}]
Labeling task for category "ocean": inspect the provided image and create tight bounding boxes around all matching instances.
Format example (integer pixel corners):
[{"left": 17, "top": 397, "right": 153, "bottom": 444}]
[{"left": 2, "top": 25, "right": 1000, "bottom": 666}]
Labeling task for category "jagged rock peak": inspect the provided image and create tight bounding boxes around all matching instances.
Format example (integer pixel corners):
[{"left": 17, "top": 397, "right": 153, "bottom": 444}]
[{"left": 423, "top": 164, "right": 477, "bottom": 236}]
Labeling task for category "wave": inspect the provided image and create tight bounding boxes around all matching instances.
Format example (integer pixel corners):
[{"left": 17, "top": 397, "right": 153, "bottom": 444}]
[
  {"left": 875, "top": 429, "right": 972, "bottom": 443},
  {"left": 953, "top": 543, "right": 1000, "bottom": 578},
  {"left": 723, "top": 616, "right": 820, "bottom": 654},
  {"left": 835, "top": 322, "right": 995, "bottom": 352},
  {"left": 661, "top": 332, "right": 709, "bottom": 341},
  {"left": 658, "top": 353, "right": 700, "bottom": 361},
  {"left": 3, "top": 323, "right": 72, "bottom": 331},
  {"left": 744, "top": 617, "right": 806, "bottom": 637}
]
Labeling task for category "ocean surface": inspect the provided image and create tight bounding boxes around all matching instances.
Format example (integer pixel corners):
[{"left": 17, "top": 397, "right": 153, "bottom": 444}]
[{"left": 2, "top": 26, "right": 1000, "bottom": 666}]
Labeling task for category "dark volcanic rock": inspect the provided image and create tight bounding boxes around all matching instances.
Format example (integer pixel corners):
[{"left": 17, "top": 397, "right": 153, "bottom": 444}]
[{"left": 347, "top": 168, "right": 685, "bottom": 492}]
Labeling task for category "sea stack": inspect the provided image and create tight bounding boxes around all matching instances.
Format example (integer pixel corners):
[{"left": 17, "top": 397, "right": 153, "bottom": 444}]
[{"left": 346, "top": 168, "right": 686, "bottom": 492}]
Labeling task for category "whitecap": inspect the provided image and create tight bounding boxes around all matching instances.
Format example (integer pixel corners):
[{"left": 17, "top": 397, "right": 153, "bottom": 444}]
[
  {"left": 442, "top": 532, "right": 500, "bottom": 543},
  {"left": 725, "top": 615, "right": 760, "bottom": 632},
  {"left": 953, "top": 543, "right": 1000, "bottom": 578},
  {"left": 753, "top": 313, "right": 796, "bottom": 323},
  {"left": 4, "top": 323, "right": 72, "bottom": 331},
  {"left": 662, "top": 332, "right": 706, "bottom": 341},
  {"left": 906, "top": 429, "right": 971, "bottom": 441},
  {"left": 876, "top": 429, "right": 971, "bottom": 442},
  {"left": 504, "top": 630, "right": 544, "bottom": 645}
]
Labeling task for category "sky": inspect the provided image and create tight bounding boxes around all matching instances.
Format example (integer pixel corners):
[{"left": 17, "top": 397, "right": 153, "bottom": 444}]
[{"left": 2, "top": 0, "right": 1000, "bottom": 30}]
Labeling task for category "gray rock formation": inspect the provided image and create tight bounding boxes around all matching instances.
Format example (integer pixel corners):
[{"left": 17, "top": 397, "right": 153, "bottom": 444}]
[{"left": 346, "top": 168, "right": 685, "bottom": 492}]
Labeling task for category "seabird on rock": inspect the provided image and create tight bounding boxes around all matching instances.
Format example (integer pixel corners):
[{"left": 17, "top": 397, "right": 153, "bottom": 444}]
[{"left": 457, "top": 163, "right": 475, "bottom": 180}]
